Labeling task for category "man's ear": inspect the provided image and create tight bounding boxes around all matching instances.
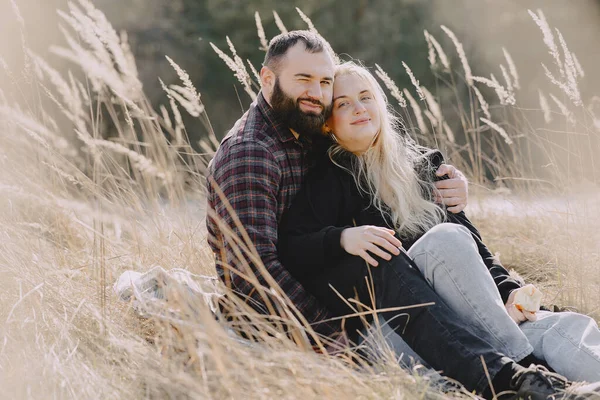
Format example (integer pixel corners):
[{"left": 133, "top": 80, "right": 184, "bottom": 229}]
[{"left": 260, "top": 66, "right": 275, "bottom": 94}]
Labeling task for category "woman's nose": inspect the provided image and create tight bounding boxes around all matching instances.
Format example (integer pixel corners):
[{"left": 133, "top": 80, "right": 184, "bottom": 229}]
[{"left": 353, "top": 102, "right": 367, "bottom": 114}]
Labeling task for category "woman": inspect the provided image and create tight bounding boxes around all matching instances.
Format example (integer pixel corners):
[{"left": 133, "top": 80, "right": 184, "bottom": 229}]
[{"left": 278, "top": 62, "right": 600, "bottom": 384}]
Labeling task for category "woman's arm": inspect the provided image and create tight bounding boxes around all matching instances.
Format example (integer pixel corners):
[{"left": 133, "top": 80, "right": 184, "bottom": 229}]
[{"left": 278, "top": 157, "right": 351, "bottom": 279}]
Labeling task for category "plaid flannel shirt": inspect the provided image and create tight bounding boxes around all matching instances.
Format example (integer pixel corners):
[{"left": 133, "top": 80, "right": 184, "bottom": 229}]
[{"left": 206, "top": 92, "right": 340, "bottom": 339}]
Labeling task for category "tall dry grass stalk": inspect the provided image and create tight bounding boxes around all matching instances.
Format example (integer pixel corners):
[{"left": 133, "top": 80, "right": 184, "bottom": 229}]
[
  {"left": 380, "top": 14, "right": 600, "bottom": 188},
  {"left": 1, "top": 3, "right": 599, "bottom": 399}
]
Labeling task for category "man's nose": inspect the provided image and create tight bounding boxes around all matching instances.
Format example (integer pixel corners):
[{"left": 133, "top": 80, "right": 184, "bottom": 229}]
[{"left": 306, "top": 81, "right": 323, "bottom": 100}]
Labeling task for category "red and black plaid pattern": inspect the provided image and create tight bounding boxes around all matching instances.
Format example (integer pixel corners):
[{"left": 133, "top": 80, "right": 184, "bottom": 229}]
[{"left": 206, "top": 93, "right": 339, "bottom": 338}]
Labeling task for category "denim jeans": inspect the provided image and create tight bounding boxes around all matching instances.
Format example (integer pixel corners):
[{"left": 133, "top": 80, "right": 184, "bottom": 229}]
[
  {"left": 303, "top": 251, "right": 513, "bottom": 393},
  {"left": 370, "top": 223, "right": 600, "bottom": 382}
]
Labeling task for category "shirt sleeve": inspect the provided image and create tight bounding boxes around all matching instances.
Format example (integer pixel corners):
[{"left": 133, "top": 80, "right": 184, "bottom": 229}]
[
  {"left": 208, "top": 141, "right": 340, "bottom": 338},
  {"left": 278, "top": 158, "right": 350, "bottom": 279}
]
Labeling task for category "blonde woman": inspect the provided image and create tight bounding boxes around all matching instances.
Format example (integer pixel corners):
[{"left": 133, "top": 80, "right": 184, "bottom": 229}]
[{"left": 278, "top": 62, "right": 600, "bottom": 398}]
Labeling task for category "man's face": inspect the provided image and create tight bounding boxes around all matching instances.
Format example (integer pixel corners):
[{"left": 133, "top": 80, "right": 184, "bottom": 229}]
[{"left": 267, "top": 43, "right": 335, "bottom": 137}]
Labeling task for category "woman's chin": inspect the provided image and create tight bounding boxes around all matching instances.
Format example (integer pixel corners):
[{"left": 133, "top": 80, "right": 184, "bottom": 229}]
[{"left": 354, "top": 124, "right": 378, "bottom": 135}]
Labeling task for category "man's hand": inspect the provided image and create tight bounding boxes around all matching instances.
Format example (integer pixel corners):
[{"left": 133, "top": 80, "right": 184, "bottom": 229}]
[
  {"left": 340, "top": 226, "right": 402, "bottom": 267},
  {"left": 321, "top": 331, "right": 350, "bottom": 355},
  {"left": 434, "top": 164, "right": 468, "bottom": 214},
  {"left": 505, "top": 288, "right": 539, "bottom": 324}
]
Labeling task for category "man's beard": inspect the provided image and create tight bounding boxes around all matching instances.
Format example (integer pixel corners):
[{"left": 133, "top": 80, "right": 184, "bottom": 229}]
[{"left": 270, "top": 78, "right": 332, "bottom": 138}]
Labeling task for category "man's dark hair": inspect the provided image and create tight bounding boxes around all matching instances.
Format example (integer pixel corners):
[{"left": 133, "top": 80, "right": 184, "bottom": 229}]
[{"left": 263, "top": 30, "right": 336, "bottom": 73}]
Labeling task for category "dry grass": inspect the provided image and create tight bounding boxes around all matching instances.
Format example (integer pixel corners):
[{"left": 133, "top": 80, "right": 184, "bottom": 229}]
[
  {"left": 0, "top": 2, "right": 599, "bottom": 399},
  {"left": 469, "top": 188, "right": 600, "bottom": 320}
]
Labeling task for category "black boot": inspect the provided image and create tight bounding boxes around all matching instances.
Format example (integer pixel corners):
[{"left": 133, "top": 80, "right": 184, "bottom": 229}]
[{"left": 506, "top": 364, "right": 600, "bottom": 399}]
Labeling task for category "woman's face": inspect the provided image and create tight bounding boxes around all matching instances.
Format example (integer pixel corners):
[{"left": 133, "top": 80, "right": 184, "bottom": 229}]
[{"left": 328, "top": 74, "right": 381, "bottom": 154}]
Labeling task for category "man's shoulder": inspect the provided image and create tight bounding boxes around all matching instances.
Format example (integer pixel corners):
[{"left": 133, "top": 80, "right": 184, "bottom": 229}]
[
  {"left": 209, "top": 108, "right": 287, "bottom": 178},
  {"left": 216, "top": 107, "right": 282, "bottom": 157}
]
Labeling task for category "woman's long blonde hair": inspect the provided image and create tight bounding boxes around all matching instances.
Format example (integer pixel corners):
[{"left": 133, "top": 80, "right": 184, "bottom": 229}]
[{"left": 328, "top": 61, "right": 445, "bottom": 237}]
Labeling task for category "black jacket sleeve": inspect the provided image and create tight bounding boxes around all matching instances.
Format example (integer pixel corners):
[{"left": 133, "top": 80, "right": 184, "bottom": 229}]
[
  {"left": 278, "top": 157, "right": 352, "bottom": 280},
  {"left": 415, "top": 148, "right": 445, "bottom": 183},
  {"left": 446, "top": 211, "right": 523, "bottom": 304}
]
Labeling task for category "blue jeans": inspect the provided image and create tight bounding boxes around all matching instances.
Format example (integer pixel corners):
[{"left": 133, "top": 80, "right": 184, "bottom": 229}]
[{"left": 369, "top": 223, "right": 600, "bottom": 382}]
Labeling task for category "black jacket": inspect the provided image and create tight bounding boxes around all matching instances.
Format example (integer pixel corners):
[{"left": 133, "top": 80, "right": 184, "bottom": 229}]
[{"left": 278, "top": 149, "right": 522, "bottom": 304}]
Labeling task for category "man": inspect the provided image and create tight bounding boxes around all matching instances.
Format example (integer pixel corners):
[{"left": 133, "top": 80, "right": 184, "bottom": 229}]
[{"left": 206, "top": 30, "right": 597, "bottom": 399}]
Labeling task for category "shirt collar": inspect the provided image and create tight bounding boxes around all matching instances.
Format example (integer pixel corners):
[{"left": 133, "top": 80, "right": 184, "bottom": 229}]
[{"left": 256, "top": 91, "right": 298, "bottom": 144}]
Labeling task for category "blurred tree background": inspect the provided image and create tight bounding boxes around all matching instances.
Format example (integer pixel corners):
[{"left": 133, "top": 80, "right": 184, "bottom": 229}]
[{"left": 2, "top": 0, "right": 600, "bottom": 150}]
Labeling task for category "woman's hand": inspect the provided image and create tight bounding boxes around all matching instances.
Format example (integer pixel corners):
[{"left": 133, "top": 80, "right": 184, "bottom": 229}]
[
  {"left": 505, "top": 287, "right": 539, "bottom": 324},
  {"left": 340, "top": 226, "right": 402, "bottom": 267}
]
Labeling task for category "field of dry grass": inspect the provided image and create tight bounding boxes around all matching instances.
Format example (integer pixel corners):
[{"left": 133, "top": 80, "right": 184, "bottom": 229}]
[
  {"left": 469, "top": 189, "right": 600, "bottom": 320},
  {"left": 1, "top": 1, "right": 599, "bottom": 399}
]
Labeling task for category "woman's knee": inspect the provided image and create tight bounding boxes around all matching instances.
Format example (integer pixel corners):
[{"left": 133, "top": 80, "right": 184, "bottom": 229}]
[
  {"left": 408, "top": 223, "right": 480, "bottom": 282},
  {"left": 410, "top": 223, "right": 475, "bottom": 256}
]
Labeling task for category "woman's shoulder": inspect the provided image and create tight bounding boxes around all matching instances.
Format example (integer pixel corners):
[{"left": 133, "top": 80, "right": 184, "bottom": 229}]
[
  {"left": 302, "top": 150, "right": 360, "bottom": 206},
  {"left": 309, "top": 150, "right": 336, "bottom": 175}
]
